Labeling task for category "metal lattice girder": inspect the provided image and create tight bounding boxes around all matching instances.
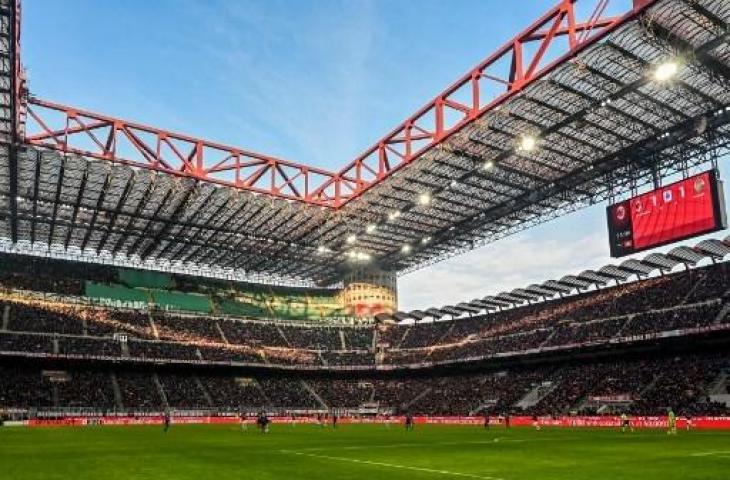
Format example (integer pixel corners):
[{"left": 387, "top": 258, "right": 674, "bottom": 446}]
[
  {"left": 442, "top": 233, "right": 730, "bottom": 314},
  {"left": 576, "top": 269, "right": 612, "bottom": 286},
  {"left": 598, "top": 264, "right": 631, "bottom": 281},
  {"left": 424, "top": 307, "right": 444, "bottom": 319},
  {"left": 482, "top": 296, "right": 512, "bottom": 307},
  {"left": 667, "top": 245, "right": 707, "bottom": 264},
  {"left": 510, "top": 288, "right": 540, "bottom": 301},
  {"left": 393, "top": 311, "right": 412, "bottom": 322},
  {"left": 4, "top": 0, "right": 730, "bottom": 287},
  {"left": 542, "top": 279, "right": 573, "bottom": 293},
  {"left": 24, "top": 99, "right": 346, "bottom": 207},
  {"left": 619, "top": 258, "right": 656, "bottom": 276},
  {"left": 374, "top": 312, "right": 395, "bottom": 323},
  {"left": 524, "top": 283, "right": 559, "bottom": 298},
  {"left": 695, "top": 239, "right": 730, "bottom": 259},
  {"left": 558, "top": 274, "right": 592, "bottom": 289},
  {"left": 495, "top": 292, "right": 527, "bottom": 305},
  {"left": 408, "top": 310, "right": 428, "bottom": 320},
  {"left": 642, "top": 253, "right": 681, "bottom": 271},
  {"left": 22, "top": 0, "right": 643, "bottom": 209},
  {"left": 439, "top": 305, "right": 463, "bottom": 317},
  {"left": 455, "top": 302, "right": 482, "bottom": 314},
  {"left": 468, "top": 299, "right": 498, "bottom": 310},
  {"left": 2, "top": 147, "right": 348, "bottom": 286}
]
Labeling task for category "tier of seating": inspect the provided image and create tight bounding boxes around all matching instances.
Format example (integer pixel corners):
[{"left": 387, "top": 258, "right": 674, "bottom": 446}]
[
  {"left": 1, "top": 259, "right": 727, "bottom": 368},
  {"left": 1, "top": 351, "right": 727, "bottom": 416},
  {"left": 0, "top": 252, "right": 345, "bottom": 322}
]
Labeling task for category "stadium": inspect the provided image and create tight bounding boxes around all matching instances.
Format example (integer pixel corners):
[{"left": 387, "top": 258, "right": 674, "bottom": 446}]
[{"left": 2, "top": 0, "right": 730, "bottom": 478}]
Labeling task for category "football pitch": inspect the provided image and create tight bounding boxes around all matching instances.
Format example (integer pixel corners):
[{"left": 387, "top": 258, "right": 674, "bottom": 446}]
[{"left": 2, "top": 424, "right": 730, "bottom": 480}]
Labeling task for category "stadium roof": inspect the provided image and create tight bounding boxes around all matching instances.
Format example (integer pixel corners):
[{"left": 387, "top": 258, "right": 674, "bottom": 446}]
[
  {"left": 2, "top": 0, "right": 730, "bottom": 287},
  {"left": 386, "top": 234, "right": 730, "bottom": 322}
]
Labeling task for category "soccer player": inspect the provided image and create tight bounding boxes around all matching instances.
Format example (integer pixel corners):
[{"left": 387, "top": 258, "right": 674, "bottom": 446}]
[
  {"left": 405, "top": 413, "right": 414, "bottom": 431},
  {"left": 686, "top": 415, "right": 693, "bottom": 431},
  {"left": 667, "top": 408, "right": 677, "bottom": 435},
  {"left": 484, "top": 412, "right": 490, "bottom": 430},
  {"left": 504, "top": 413, "right": 511, "bottom": 429},
  {"left": 532, "top": 415, "right": 541, "bottom": 431},
  {"left": 163, "top": 410, "right": 171, "bottom": 433},
  {"left": 240, "top": 411, "right": 247, "bottom": 432},
  {"left": 332, "top": 413, "right": 338, "bottom": 429},
  {"left": 620, "top": 412, "right": 632, "bottom": 433},
  {"left": 257, "top": 411, "right": 270, "bottom": 433}
]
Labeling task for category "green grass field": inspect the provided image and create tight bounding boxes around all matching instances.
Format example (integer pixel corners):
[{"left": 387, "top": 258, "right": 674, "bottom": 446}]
[{"left": 2, "top": 424, "right": 730, "bottom": 480}]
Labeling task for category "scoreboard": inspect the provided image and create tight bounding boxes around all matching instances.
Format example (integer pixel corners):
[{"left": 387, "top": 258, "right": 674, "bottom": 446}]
[{"left": 606, "top": 170, "right": 727, "bottom": 257}]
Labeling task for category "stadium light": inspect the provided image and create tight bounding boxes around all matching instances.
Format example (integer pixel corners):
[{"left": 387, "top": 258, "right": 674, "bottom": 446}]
[
  {"left": 421, "top": 236, "right": 431, "bottom": 244},
  {"left": 519, "top": 135, "right": 537, "bottom": 152},
  {"left": 388, "top": 210, "right": 401, "bottom": 221},
  {"left": 653, "top": 61, "right": 679, "bottom": 82},
  {"left": 483, "top": 160, "right": 495, "bottom": 170},
  {"left": 366, "top": 224, "right": 377, "bottom": 234},
  {"left": 401, "top": 244, "right": 412, "bottom": 254},
  {"left": 418, "top": 192, "right": 432, "bottom": 205},
  {"left": 346, "top": 234, "right": 357, "bottom": 244},
  {"left": 347, "top": 250, "right": 371, "bottom": 262},
  {"left": 316, "top": 245, "right": 328, "bottom": 254}
]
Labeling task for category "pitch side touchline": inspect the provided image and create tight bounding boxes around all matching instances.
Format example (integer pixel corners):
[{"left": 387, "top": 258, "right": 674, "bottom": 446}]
[{"left": 280, "top": 450, "right": 504, "bottom": 480}]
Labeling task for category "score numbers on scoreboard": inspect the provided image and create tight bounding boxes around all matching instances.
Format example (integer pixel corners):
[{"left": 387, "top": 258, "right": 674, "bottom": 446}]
[{"left": 606, "top": 170, "right": 727, "bottom": 257}]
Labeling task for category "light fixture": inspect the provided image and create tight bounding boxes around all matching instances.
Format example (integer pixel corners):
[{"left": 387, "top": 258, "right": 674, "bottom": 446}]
[
  {"left": 421, "top": 236, "right": 431, "bottom": 244},
  {"left": 483, "top": 160, "right": 495, "bottom": 170},
  {"left": 388, "top": 210, "right": 401, "bottom": 221},
  {"left": 401, "top": 244, "right": 412, "bottom": 254},
  {"left": 653, "top": 61, "right": 679, "bottom": 82},
  {"left": 366, "top": 224, "right": 377, "bottom": 234},
  {"left": 418, "top": 192, "right": 431, "bottom": 205},
  {"left": 317, "top": 245, "right": 328, "bottom": 254},
  {"left": 347, "top": 250, "right": 371, "bottom": 262},
  {"left": 519, "top": 135, "right": 537, "bottom": 152},
  {"left": 346, "top": 234, "right": 357, "bottom": 244}
]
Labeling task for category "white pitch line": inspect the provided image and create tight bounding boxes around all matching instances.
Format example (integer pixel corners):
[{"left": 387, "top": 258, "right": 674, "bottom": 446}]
[
  {"left": 293, "top": 438, "right": 527, "bottom": 452},
  {"left": 280, "top": 450, "right": 504, "bottom": 480},
  {"left": 690, "top": 451, "right": 730, "bottom": 457}
]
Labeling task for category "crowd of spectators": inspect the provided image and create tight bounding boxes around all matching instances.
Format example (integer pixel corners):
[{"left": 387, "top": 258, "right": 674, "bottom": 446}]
[
  {"left": 116, "top": 373, "right": 163, "bottom": 410},
  {"left": 0, "top": 260, "right": 728, "bottom": 371},
  {"left": 378, "top": 261, "right": 730, "bottom": 351},
  {"left": 1, "top": 351, "right": 726, "bottom": 416},
  {"left": 158, "top": 375, "right": 211, "bottom": 409}
]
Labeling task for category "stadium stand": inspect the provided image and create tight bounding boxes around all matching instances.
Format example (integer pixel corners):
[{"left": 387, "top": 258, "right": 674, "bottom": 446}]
[
  {"left": 1, "top": 351, "right": 728, "bottom": 416},
  {"left": 1, "top": 238, "right": 730, "bottom": 419}
]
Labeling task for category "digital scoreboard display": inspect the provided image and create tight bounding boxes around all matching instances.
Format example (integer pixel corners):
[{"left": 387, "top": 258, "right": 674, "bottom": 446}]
[{"left": 606, "top": 170, "right": 727, "bottom": 257}]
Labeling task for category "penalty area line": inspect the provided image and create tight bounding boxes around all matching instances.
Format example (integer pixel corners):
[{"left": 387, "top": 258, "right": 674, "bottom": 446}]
[{"left": 280, "top": 450, "right": 504, "bottom": 480}]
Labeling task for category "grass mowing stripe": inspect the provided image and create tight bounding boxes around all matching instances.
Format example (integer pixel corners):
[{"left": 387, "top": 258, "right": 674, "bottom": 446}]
[{"left": 280, "top": 450, "right": 504, "bottom": 480}]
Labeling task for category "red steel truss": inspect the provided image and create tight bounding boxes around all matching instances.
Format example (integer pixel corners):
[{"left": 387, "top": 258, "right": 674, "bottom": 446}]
[
  {"left": 21, "top": 0, "right": 656, "bottom": 208},
  {"left": 25, "top": 98, "right": 346, "bottom": 205}
]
